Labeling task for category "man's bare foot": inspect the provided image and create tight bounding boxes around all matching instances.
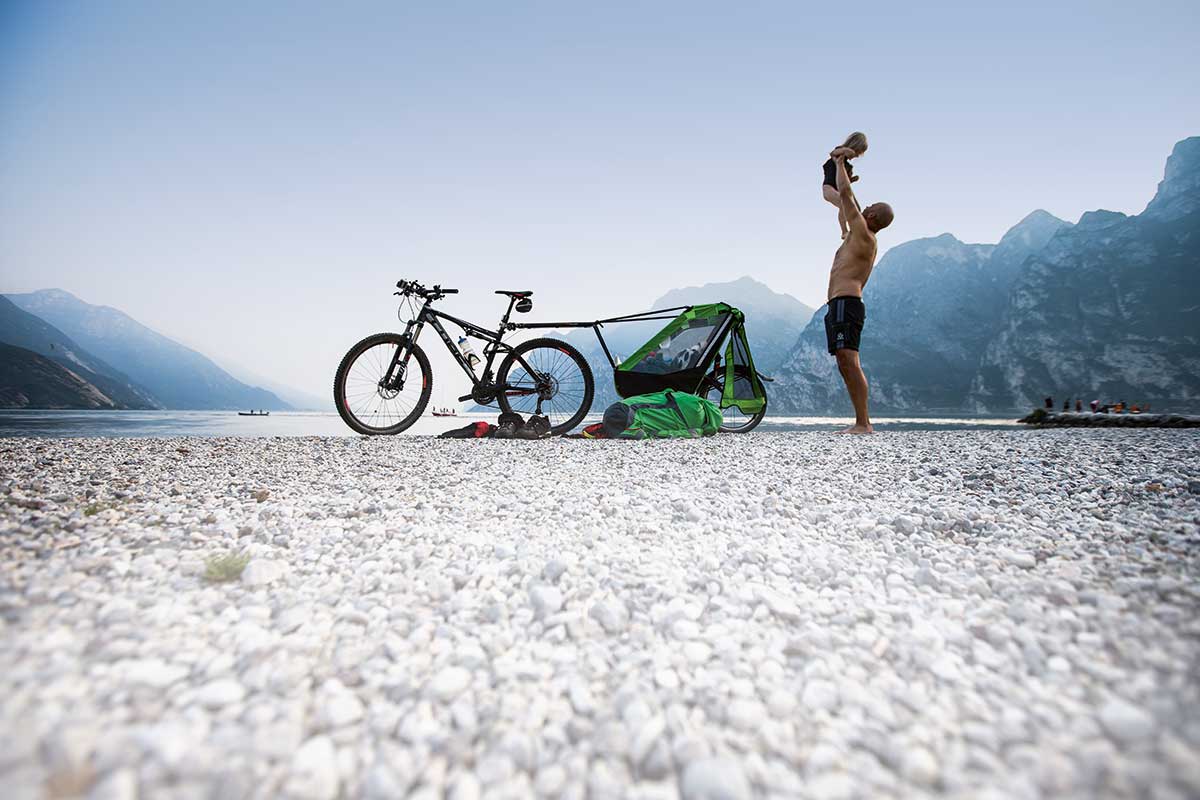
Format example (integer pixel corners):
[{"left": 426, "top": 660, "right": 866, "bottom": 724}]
[{"left": 836, "top": 424, "right": 874, "bottom": 434}]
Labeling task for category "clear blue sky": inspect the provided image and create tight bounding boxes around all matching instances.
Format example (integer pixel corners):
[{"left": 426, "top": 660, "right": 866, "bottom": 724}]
[{"left": 2, "top": 1, "right": 1198, "bottom": 399}]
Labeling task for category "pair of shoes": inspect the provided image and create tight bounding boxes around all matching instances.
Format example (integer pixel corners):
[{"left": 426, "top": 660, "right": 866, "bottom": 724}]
[
  {"left": 494, "top": 412, "right": 524, "bottom": 439},
  {"left": 494, "top": 412, "right": 553, "bottom": 440},
  {"left": 514, "top": 414, "right": 551, "bottom": 440}
]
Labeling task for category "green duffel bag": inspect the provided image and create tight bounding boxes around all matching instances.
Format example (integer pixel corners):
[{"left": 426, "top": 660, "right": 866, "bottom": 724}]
[{"left": 602, "top": 389, "right": 723, "bottom": 439}]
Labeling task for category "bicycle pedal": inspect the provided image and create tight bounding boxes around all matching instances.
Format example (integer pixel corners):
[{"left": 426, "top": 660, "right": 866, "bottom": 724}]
[{"left": 456, "top": 393, "right": 475, "bottom": 402}]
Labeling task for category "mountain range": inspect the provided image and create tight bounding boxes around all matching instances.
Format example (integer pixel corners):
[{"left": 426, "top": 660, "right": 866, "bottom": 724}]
[
  {"left": 771, "top": 136, "right": 1200, "bottom": 415},
  {"left": 0, "top": 290, "right": 293, "bottom": 410},
  {"left": 5, "top": 137, "right": 1195, "bottom": 416}
]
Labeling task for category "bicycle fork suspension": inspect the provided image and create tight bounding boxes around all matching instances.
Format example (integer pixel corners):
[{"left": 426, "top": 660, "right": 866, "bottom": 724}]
[{"left": 382, "top": 337, "right": 414, "bottom": 391}]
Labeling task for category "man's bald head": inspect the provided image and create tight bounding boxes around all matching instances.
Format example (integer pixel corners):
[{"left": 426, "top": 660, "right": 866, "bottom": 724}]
[{"left": 864, "top": 203, "right": 894, "bottom": 233}]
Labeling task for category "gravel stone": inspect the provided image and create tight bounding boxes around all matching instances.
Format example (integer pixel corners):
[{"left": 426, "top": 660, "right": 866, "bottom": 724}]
[
  {"left": 529, "top": 584, "right": 564, "bottom": 619},
  {"left": 801, "top": 679, "right": 839, "bottom": 712},
  {"left": 242, "top": 558, "right": 286, "bottom": 586},
  {"left": 430, "top": 666, "right": 472, "bottom": 701},
  {"left": 194, "top": 679, "right": 246, "bottom": 709},
  {"left": 122, "top": 658, "right": 189, "bottom": 689},
  {"left": 1098, "top": 698, "right": 1157, "bottom": 743},
  {"left": 542, "top": 559, "right": 568, "bottom": 583},
  {"left": 903, "top": 745, "right": 941, "bottom": 788},
  {"left": 316, "top": 679, "right": 365, "bottom": 728},
  {"left": 87, "top": 768, "right": 138, "bottom": 800},
  {"left": 1002, "top": 550, "right": 1037, "bottom": 569},
  {"left": 285, "top": 736, "right": 339, "bottom": 800},
  {"left": 680, "top": 756, "right": 752, "bottom": 800}
]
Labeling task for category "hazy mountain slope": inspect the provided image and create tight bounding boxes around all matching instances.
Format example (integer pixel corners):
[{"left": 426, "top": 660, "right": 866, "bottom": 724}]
[
  {"left": 0, "top": 343, "right": 119, "bottom": 409},
  {"left": 0, "top": 296, "right": 159, "bottom": 409},
  {"left": 5, "top": 290, "right": 290, "bottom": 411},
  {"left": 969, "top": 137, "right": 1200, "bottom": 411},
  {"left": 217, "top": 359, "right": 329, "bottom": 411}
]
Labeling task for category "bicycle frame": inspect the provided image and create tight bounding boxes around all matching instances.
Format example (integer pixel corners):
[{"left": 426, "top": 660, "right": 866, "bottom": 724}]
[{"left": 385, "top": 294, "right": 545, "bottom": 404}]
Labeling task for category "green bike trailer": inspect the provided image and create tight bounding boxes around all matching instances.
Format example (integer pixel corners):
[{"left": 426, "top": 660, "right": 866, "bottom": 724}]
[{"left": 614, "top": 303, "right": 767, "bottom": 415}]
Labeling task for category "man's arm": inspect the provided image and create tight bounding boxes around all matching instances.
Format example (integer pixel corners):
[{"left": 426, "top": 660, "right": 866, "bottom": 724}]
[{"left": 835, "top": 157, "right": 867, "bottom": 235}]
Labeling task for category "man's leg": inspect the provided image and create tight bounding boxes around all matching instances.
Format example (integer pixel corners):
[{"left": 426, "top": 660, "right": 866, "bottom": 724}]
[{"left": 835, "top": 348, "right": 873, "bottom": 434}]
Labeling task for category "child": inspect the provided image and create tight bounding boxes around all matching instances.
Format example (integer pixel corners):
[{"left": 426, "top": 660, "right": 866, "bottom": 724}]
[{"left": 823, "top": 132, "right": 867, "bottom": 238}]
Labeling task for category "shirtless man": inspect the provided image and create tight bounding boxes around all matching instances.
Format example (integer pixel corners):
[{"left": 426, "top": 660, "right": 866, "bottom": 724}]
[{"left": 824, "top": 147, "right": 894, "bottom": 434}]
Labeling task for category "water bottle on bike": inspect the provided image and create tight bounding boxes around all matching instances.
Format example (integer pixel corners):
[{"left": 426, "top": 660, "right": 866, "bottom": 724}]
[{"left": 457, "top": 336, "right": 481, "bottom": 369}]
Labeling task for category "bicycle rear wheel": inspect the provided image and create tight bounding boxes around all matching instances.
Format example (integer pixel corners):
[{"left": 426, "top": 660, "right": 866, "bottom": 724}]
[
  {"left": 700, "top": 373, "right": 768, "bottom": 433},
  {"left": 497, "top": 338, "right": 594, "bottom": 434},
  {"left": 334, "top": 333, "right": 432, "bottom": 435}
]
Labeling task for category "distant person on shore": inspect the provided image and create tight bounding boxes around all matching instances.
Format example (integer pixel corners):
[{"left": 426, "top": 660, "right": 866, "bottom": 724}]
[
  {"left": 1063, "top": 399, "right": 1070, "bottom": 411},
  {"left": 1075, "top": 399, "right": 1083, "bottom": 412},
  {"left": 1045, "top": 396, "right": 1054, "bottom": 410},
  {"left": 823, "top": 132, "right": 868, "bottom": 239},
  {"left": 823, "top": 146, "right": 894, "bottom": 434},
  {"left": 1091, "top": 399, "right": 1099, "bottom": 412}
]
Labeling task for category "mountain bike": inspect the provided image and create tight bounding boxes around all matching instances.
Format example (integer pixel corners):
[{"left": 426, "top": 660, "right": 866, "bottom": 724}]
[{"left": 334, "top": 280, "right": 594, "bottom": 435}]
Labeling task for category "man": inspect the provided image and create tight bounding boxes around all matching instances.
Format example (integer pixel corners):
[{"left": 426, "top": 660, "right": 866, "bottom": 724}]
[{"left": 824, "top": 149, "right": 894, "bottom": 434}]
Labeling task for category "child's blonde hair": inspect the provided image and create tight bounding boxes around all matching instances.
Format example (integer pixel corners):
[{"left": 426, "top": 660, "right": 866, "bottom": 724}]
[{"left": 842, "top": 131, "right": 868, "bottom": 155}]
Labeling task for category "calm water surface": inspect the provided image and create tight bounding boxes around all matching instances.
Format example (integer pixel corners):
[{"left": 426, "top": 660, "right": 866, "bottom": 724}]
[{"left": 0, "top": 410, "right": 1021, "bottom": 438}]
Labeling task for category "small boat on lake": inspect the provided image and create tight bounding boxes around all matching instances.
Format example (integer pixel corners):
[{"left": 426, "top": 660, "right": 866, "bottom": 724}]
[{"left": 238, "top": 410, "right": 270, "bottom": 417}]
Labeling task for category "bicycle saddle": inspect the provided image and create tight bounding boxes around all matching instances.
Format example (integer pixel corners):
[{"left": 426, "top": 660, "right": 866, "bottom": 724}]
[{"left": 495, "top": 290, "right": 533, "bottom": 298}]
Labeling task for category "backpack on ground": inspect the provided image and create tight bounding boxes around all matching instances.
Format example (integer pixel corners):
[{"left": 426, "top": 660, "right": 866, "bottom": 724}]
[{"left": 602, "top": 389, "right": 723, "bottom": 439}]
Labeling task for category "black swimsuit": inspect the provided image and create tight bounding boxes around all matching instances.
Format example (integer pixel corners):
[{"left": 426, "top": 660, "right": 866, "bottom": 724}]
[{"left": 823, "top": 157, "right": 854, "bottom": 189}]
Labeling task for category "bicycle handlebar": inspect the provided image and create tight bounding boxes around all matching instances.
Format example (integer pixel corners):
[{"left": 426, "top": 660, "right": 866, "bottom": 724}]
[{"left": 395, "top": 279, "right": 458, "bottom": 299}]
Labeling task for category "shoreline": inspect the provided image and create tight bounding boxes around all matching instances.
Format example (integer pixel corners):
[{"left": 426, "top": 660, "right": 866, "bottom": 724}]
[
  {"left": 0, "top": 409, "right": 1025, "bottom": 439},
  {"left": 1018, "top": 410, "right": 1200, "bottom": 428}
]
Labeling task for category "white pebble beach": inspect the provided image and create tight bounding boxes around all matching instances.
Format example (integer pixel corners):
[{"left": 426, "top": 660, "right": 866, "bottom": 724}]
[{"left": 2, "top": 430, "right": 1199, "bottom": 799}]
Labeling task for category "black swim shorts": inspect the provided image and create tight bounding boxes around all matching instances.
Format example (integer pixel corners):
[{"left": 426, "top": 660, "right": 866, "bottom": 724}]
[{"left": 824, "top": 295, "right": 865, "bottom": 355}]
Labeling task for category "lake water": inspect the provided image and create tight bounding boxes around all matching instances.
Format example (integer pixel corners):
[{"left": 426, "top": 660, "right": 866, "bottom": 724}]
[{"left": 0, "top": 410, "right": 1022, "bottom": 438}]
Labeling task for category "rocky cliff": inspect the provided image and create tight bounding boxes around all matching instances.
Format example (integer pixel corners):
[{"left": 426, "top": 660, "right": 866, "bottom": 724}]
[{"left": 969, "top": 138, "right": 1200, "bottom": 411}]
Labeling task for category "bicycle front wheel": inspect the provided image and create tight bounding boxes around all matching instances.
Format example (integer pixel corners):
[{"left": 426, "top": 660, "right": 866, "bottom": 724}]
[
  {"left": 497, "top": 337, "right": 594, "bottom": 434},
  {"left": 334, "top": 333, "right": 432, "bottom": 435}
]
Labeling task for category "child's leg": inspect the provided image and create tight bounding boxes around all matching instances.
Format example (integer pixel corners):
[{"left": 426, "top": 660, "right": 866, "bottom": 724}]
[{"left": 823, "top": 185, "right": 847, "bottom": 237}]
